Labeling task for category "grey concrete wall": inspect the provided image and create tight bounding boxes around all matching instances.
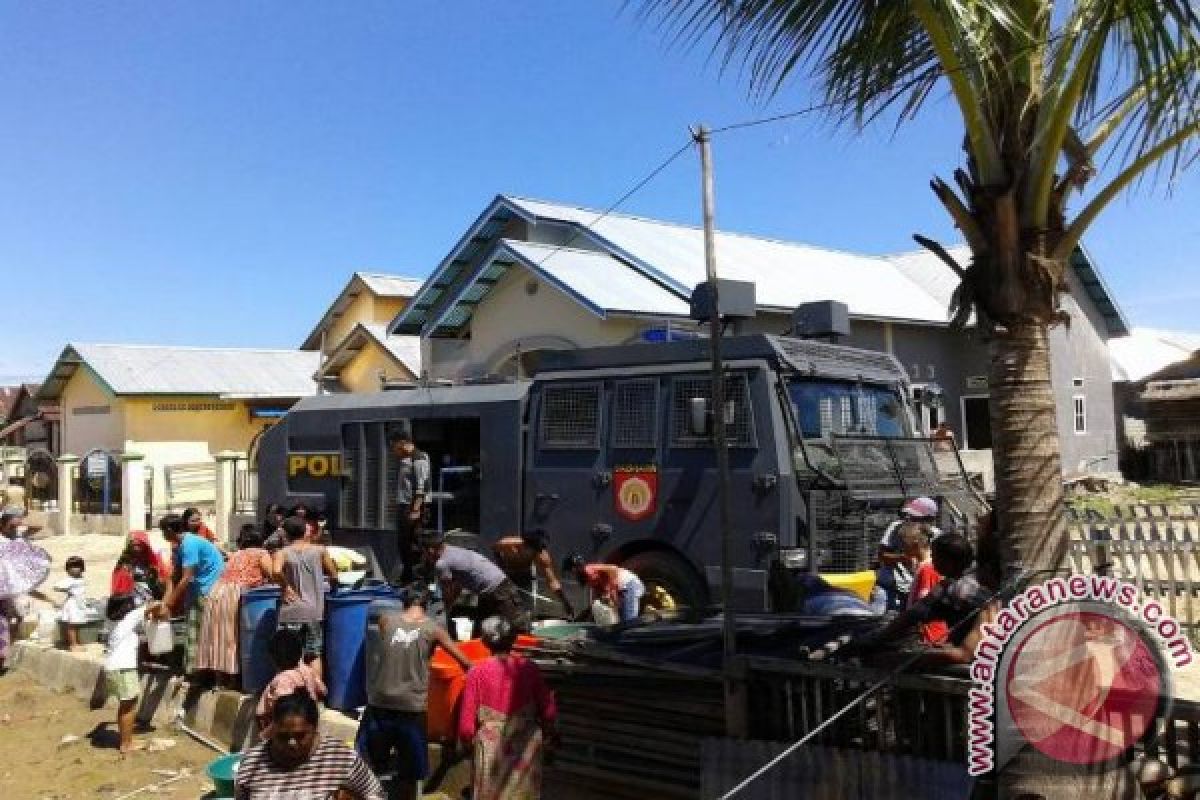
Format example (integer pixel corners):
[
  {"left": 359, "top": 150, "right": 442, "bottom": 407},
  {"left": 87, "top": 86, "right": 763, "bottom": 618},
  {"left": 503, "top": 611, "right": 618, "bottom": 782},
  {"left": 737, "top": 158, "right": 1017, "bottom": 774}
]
[
  {"left": 888, "top": 322, "right": 991, "bottom": 446},
  {"left": 1049, "top": 270, "right": 1119, "bottom": 474}
]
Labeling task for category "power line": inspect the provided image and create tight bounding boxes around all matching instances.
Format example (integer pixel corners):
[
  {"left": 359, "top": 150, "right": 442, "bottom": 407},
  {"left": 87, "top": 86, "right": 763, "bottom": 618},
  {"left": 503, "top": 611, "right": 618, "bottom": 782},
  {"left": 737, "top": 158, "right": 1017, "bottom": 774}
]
[
  {"left": 710, "top": 102, "right": 835, "bottom": 134},
  {"left": 529, "top": 140, "right": 693, "bottom": 273}
]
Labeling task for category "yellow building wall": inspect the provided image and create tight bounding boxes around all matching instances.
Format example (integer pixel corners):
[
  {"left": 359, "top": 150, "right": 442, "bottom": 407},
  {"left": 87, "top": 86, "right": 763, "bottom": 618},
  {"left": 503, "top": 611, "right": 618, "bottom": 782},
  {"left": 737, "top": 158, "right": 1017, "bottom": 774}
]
[
  {"left": 465, "top": 265, "right": 643, "bottom": 375},
  {"left": 123, "top": 397, "right": 274, "bottom": 457},
  {"left": 325, "top": 292, "right": 375, "bottom": 356},
  {"left": 123, "top": 396, "right": 281, "bottom": 510},
  {"left": 61, "top": 367, "right": 125, "bottom": 456},
  {"left": 372, "top": 296, "right": 407, "bottom": 327},
  {"left": 338, "top": 339, "right": 413, "bottom": 393}
]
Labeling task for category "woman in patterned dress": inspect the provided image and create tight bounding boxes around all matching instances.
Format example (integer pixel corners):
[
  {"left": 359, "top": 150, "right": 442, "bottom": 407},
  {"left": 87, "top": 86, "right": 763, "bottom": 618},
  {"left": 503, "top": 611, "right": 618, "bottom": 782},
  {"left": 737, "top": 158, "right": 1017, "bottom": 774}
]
[
  {"left": 195, "top": 524, "right": 273, "bottom": 685},
  {"left": 458, "top": 617, "right": 558, "bottom": 800}
]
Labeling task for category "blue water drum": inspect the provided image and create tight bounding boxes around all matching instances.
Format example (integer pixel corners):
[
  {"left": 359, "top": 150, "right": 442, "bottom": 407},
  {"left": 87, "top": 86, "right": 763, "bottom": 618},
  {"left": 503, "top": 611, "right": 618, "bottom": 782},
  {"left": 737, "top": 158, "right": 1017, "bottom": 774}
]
[
  {"left": 324, "top": 585, "right": 399, "bottom": 711},
  {"left": 239, "top": 585, "right": 282, "bottom": 694}
]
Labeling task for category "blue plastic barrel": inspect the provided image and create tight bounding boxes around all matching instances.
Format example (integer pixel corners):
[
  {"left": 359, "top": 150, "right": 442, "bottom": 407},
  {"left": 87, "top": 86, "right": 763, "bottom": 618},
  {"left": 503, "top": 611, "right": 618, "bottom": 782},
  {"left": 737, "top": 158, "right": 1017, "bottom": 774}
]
[
  {"left": 324, "top": 585, "right": 400, "bottom": 711},
  {"left": 239, "top": 585, "right": 282, "bottom": 694}
]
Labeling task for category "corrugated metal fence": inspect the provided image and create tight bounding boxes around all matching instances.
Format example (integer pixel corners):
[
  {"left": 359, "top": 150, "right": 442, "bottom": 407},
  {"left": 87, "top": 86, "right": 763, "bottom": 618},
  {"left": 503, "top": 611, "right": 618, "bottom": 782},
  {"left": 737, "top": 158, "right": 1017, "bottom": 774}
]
[{"left": 1068, "top": 502, "right": 1200, "bottom": 638}]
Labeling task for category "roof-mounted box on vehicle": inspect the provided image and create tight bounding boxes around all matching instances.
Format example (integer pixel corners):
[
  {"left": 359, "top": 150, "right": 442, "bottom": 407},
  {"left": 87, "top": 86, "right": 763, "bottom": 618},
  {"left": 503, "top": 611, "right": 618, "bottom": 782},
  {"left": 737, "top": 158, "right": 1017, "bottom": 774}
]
[
  {"left": 689, "top": 279, "right": 757, "bottom": 322},
  {"left": 792, "top": 300, "right": 850, "bottom": 342}
]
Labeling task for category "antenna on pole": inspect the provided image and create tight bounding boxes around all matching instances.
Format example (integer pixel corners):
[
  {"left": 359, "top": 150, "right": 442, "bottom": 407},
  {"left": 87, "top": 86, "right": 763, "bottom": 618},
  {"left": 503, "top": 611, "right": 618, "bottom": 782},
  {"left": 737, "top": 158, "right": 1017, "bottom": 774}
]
[{"left": 691, "top": 123, "right": 745, "bottom": 737}]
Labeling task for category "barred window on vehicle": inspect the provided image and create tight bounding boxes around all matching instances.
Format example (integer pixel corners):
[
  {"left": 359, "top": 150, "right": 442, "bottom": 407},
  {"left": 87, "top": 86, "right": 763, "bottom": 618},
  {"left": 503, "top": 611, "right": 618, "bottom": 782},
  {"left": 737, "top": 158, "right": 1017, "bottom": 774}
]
[
  {"left": 670, "top": 373, "right": 755, "bottom": 447},
  {"left": 540, "top": 383, "right": 602, "bottom": 449},
  {"left": 611, "top": 379, "right": 658, "bottom": 448},
  {"left": 340, "top": 421, "right": 390, "bottom": 528}
]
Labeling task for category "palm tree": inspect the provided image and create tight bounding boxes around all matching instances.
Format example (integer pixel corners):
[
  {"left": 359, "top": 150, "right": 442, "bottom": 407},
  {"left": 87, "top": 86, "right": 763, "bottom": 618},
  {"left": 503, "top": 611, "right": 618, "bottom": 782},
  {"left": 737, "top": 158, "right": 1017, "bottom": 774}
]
[{"left": 640, "top": 0, "right": 1199, "bottom": 576}]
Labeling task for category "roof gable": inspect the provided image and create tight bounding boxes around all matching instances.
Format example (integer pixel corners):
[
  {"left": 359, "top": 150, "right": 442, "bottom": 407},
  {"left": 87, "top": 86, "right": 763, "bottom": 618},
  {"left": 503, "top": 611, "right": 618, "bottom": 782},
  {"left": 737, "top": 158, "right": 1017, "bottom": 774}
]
[
  {"left": 425, "top": 239, "right": 690, "bottom": 336},
  {"left": 316, "top": 323, "right": 422, "bottom": 382},
  {"left": 302, "top": 271, "right": 423, "bottom": 351}
]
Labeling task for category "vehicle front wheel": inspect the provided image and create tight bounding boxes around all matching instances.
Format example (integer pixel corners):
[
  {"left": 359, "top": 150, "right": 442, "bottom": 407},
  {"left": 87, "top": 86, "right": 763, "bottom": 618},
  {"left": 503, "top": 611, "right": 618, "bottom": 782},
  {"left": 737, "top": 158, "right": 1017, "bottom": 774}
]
[{"left": 622, "top": 551, "right": 709, "bottom": 615}]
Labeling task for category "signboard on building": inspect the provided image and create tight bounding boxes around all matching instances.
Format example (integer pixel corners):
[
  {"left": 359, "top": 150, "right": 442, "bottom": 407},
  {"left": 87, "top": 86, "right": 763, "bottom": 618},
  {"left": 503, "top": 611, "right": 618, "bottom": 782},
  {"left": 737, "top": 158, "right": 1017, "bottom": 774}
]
[
  {"left": 966, "top": 375, "right": 989, "bottom": 391},
  {"left": 85, "top": 451, "right": 109, "bottom": 477}
]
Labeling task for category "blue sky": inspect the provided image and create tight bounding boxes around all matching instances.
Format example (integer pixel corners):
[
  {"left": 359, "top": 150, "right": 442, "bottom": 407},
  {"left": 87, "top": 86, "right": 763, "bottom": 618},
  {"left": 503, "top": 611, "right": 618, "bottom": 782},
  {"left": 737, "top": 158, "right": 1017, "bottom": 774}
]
[{"left": 1, "top": 2, "right": 1197, "bottom": 379}]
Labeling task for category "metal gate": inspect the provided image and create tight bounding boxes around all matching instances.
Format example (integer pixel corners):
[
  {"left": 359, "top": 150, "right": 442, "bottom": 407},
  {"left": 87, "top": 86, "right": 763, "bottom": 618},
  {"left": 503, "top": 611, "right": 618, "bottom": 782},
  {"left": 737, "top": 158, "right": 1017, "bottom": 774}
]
[
  {"left": 75, "top": 448, "right": 121, "bottom": 514},
  {"left": 23, "top": 449, "right": 56, "bottom": 510}
]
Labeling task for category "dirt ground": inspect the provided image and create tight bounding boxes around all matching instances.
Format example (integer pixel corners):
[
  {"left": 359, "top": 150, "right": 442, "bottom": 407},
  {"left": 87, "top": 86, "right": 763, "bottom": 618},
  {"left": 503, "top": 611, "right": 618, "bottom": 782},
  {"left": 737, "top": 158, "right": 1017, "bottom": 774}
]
[{"left": 0, "top": 672, "right": 218, "bottom": 800}]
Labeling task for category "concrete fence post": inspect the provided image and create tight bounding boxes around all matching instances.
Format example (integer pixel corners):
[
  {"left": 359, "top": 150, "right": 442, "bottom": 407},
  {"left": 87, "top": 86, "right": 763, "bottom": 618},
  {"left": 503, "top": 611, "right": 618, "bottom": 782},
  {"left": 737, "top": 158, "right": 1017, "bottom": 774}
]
[
  {"left": 120, "top": 452, "right": 145, "bottom": 534},
  {"left": 1, "top": 452, "right": 24, "bottom": 503},
  {"left": 214, "top": 451, "right": 243, "bottom": 546},
  {"left": 56, "top": 454, "right": 79, "bottom": 536}
]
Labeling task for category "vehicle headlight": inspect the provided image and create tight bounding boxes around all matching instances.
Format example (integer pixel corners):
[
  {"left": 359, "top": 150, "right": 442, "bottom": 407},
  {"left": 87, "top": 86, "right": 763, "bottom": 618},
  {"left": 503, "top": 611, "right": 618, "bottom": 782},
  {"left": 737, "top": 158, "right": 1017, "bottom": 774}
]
[{"left": 779, "top": 548, "right": 808, "bottom": 570}]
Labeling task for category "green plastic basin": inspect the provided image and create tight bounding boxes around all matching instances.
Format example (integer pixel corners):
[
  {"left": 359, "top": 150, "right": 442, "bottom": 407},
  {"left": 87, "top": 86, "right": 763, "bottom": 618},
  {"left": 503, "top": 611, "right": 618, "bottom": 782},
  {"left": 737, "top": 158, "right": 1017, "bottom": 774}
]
[{"left": 206, "top": 753, "right": 241, "bottom": 796}]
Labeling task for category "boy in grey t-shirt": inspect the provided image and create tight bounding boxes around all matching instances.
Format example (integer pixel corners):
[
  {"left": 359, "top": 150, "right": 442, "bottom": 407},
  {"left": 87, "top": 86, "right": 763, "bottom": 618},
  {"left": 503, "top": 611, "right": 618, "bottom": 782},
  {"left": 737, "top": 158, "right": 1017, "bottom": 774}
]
[{"left": 357, "top": 590, "right": 469, "bottom": 800}]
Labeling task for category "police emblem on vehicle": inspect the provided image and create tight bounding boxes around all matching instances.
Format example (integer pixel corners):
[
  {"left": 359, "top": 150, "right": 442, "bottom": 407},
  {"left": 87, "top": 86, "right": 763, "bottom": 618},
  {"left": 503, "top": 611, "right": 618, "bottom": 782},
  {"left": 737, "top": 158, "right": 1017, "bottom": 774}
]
[{"left": 614, "top": 465, "right": 657, "bottom": 521}]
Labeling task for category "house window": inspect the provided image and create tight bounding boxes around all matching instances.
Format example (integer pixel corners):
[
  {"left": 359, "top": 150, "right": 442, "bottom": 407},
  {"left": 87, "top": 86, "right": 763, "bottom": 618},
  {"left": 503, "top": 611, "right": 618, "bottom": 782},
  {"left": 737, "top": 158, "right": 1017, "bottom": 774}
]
[
  {"left": 1073, "top": 395, "right": 1087, "bottom": 434},
  {"left": 1072, "top": 377, "right": 1084, "bottom": 388}
]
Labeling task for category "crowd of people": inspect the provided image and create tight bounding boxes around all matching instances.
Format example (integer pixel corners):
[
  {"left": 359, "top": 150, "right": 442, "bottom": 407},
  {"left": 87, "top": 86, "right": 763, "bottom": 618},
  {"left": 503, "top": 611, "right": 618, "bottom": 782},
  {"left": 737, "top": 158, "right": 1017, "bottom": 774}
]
[
  {"left": 86, "top": 506, "right": 563, "bottom": 799},
  {"left": 1, "top": 478, "right": 1006, "bottom": 798}
]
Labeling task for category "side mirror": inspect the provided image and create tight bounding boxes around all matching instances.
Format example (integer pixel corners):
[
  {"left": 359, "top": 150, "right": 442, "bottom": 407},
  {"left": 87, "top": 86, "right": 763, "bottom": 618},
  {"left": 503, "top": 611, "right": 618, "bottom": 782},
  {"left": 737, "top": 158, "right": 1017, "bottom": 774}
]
[{"left": 689, "top": 397, "right": 710, "bottom": 437}]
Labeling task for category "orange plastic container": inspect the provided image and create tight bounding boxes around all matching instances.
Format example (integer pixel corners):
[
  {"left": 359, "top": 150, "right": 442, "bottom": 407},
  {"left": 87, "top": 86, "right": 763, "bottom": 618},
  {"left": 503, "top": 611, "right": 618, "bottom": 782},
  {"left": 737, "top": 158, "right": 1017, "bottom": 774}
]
[{"left": 426, "top": 635, "right": 539, "bottom": 741}]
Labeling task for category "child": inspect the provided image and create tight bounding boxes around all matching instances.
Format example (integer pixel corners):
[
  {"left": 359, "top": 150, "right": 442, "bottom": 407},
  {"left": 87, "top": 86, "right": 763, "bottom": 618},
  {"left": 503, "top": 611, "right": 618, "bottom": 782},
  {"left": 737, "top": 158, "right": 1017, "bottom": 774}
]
[
  {"left": 54, "top": 556, "right": 89, "bottom": 651},
  {"left": 898, "top": 522, "right": 948, "bottom": 645},
  {"left": 256, "top": 627, "right": 327, "bottom": 737},
  {"left": 104, "top": 593, "right": 162, "bottom": 755},
  {"left": 272, "top": 516, "right": 338, "bottom": 675}
]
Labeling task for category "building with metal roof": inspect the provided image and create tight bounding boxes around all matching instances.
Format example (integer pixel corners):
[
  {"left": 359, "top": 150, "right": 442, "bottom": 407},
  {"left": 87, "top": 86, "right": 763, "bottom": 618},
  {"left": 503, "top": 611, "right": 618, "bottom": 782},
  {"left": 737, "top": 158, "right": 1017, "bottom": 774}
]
[
  {"left": 301, "top": 271, "right": 424, "bottom": 392},
  {"left": 34, "top": 343, "right": 320, "bottom": 515},
  {"left": 391, "top": 194, "right": 1130, "bottom": 476}
]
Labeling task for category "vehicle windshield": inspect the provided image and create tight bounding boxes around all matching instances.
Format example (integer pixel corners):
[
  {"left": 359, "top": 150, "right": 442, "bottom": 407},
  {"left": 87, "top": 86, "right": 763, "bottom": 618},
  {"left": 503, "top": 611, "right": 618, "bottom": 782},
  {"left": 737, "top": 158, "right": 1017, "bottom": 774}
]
[{"left": 787, "top": 379, "right": 909, "bottom": 475}]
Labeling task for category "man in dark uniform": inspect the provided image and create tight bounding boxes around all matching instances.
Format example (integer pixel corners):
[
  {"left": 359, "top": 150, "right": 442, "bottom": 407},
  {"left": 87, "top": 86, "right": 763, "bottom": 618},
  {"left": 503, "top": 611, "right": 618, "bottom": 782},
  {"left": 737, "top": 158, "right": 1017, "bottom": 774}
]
[{"left": 388, "top": 427, "right": 431, "bottom": 584}]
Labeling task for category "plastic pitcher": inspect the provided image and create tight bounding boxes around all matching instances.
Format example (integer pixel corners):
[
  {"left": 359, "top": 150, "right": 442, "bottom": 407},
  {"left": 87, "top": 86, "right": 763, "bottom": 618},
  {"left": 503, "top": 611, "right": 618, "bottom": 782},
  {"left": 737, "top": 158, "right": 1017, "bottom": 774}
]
[{"left": 145, "top": 619, "right": 175, "bottom": 655}]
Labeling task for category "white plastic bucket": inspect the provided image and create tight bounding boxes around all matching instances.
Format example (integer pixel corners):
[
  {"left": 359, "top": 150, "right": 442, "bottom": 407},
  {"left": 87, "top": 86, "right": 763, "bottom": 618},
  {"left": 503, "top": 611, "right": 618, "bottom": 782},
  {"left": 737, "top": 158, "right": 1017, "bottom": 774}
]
[{"left": 145, "top": 619, "right": 175, "bottom": 655}]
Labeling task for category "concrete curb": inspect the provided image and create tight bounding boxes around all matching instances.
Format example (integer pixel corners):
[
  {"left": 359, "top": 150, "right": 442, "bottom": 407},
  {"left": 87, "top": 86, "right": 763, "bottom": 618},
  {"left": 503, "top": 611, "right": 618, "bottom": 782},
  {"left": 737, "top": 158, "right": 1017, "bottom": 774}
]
[
  {"left": 10, "top": 641, "right": 471, "bottom": 797},
  {"left": 11, "top": 640, "right": 359, "bottom": 746}
]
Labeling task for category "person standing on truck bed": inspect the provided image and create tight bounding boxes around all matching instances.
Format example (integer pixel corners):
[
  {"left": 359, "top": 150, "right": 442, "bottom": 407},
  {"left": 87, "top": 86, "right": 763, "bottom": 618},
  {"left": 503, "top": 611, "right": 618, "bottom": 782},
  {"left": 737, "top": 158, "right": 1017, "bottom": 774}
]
[
  {"left": 876, "top": 496, "right": 941, "bottom": 611},
  {"left": 492, "top": 529, "right": 574, "bottom": 620},
  {"left": 419, "top": 529, "right": 529, "bottom": 634},
  {"left": 388, "top": 428, "right": 431, "bottom": 585}
]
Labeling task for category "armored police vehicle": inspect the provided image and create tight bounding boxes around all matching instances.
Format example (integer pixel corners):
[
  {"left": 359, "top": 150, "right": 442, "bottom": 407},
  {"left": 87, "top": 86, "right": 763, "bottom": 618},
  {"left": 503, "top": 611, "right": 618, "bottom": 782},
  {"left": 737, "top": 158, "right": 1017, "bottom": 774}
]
[{"left": 258, "top": 333, "right": 981, "bottom": 613}]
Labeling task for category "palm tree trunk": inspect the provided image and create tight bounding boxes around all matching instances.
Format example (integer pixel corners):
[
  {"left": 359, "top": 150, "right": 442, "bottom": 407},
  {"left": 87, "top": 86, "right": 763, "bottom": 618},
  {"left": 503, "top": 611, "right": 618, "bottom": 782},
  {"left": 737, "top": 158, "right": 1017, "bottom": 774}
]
[{"left": 987, "top": 321, "right": 1068, "bottom": 576}]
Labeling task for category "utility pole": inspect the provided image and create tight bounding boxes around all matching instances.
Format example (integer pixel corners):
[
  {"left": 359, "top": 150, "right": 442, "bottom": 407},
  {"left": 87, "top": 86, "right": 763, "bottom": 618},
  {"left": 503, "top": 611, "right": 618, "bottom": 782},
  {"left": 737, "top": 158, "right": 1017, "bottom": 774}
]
[{"left": 693, "top": 124, "right": 744, "bottom": 737}]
